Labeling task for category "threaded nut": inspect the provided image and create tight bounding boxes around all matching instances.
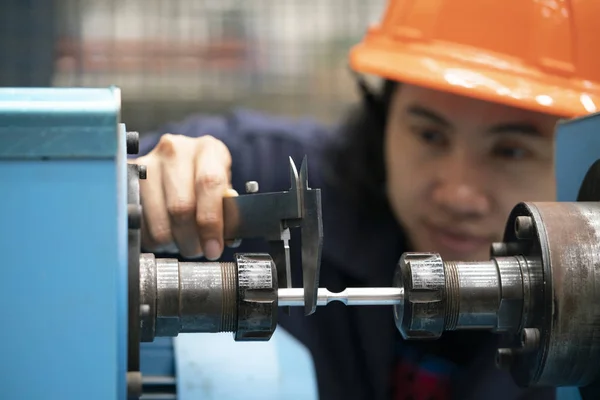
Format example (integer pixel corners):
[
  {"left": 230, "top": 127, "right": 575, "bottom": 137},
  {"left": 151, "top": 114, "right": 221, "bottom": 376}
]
[
  {"left": 234, "top": 253, "right": 278, "bottom": 341},
  {"left": 394, "top": 252, "right": 446, "bottom": 339}
]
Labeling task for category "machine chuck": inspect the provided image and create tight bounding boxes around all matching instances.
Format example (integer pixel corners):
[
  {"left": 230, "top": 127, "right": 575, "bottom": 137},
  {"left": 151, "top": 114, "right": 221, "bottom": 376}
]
[
  {"left": 392, "top": 202, "right": 600, "bottom": 389},
  {"left": 139, "top": 253, "right": 278, "bottom": 342}
]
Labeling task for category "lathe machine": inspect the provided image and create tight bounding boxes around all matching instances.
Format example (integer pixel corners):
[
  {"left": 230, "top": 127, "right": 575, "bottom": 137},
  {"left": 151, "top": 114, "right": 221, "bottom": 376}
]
[{"left": 1, "top": 87, "right": 600, "bottom": 399}]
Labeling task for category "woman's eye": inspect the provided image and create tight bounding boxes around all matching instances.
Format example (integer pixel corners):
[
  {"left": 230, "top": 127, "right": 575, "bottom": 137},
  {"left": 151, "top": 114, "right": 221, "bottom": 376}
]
[
  {"left": 493, "top": 145, "right": 530, "bottom": 160},
  {"left": 415, "top": 128, "right": 447, "bottom": 147}
]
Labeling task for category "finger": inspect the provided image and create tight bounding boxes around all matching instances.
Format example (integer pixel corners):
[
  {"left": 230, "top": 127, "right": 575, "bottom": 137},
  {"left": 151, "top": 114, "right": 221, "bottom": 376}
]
[
  {"left": 195, "top": 137, "right": 232, "bottom": 260},
  {"left": 159, "top": 135, "right": 204, "bottom": 258},
  {"left": 137, "top": 156, "right": 174, "bottom": 251},
  {"left": 223, "top": 188, "right": 242, "bottom": 248},
  {"left": 141, "top": 217, "right": 179, "bottom": 254}
]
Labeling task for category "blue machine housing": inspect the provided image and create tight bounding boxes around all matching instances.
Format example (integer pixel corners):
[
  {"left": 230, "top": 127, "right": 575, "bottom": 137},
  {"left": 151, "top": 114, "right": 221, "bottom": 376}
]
[{"left": 0, "top": 87, "right": 129, "bottom": 400}]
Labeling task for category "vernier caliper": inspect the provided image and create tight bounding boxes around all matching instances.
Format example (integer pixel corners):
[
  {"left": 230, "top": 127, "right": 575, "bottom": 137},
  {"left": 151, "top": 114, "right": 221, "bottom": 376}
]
[{"left": 223, "top": 156, "right": 323, "bottom": 315}]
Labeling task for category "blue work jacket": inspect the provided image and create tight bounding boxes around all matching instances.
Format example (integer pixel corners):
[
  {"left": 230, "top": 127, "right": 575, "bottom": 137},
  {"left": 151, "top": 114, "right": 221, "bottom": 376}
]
[{"left": 138, "top": 108, "right": 556, "bottom": 400}]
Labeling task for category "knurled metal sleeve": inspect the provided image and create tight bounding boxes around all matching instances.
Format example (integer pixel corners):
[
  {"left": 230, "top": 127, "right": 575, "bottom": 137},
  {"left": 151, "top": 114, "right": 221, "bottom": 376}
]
[
  {"left": 220, "top": 262, "right": 238, "bottom": 332},
  {"left": 444, "top": 261, "right": 460, "bottom": 330}
]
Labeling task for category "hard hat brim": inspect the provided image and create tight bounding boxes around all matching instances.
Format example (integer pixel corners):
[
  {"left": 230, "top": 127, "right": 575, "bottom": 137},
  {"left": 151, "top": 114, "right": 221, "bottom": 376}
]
[{"left": 349, "top": 42, "right": 599, "bottom": 119}]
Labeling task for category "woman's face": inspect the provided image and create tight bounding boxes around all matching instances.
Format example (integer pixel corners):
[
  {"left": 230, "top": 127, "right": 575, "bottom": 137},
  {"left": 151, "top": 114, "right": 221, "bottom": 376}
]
[{"left": 384, "top": 84, "right": 559, "bottom": 261}]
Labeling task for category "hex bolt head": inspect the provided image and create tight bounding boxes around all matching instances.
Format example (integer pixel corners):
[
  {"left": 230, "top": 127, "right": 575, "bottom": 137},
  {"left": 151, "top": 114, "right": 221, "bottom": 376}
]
[
  {"left": 495, "top": 348, "right": 514, "bottom": 370},
  {"left": 245, "top": 181, "right": 259, "bottom": 193},
  {"left": 138, "top": 165, "right": 147, "bottom": 180},
  {"left": 515, "top": 216, "right": 534, "bottom": 240},
  {"left": 227, "top": 239, "right": 242, "bottom": 249},
  {"left": 491, "top": 242, "right": 509, "bottom": 257},
  {"left": 128, "top": 204, "right": 142, "bottom": 230},
  {"left": 140, "top": 304, "right": 150, "bottom": 318},
  {"left": 521, "top": 328, "right": 540, "bottom": 351},
  {"left": 126, "top": 131, "right": 140, "bottom": 155},
  {"left": 490, "top": 242, "right": 527, "bottom": 258}
]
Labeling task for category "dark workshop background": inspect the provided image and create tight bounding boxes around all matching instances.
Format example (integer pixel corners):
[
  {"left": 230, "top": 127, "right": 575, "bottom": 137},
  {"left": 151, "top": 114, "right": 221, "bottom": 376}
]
[{"left": 0, "top": 0, "right": 386, "bottom": 133}]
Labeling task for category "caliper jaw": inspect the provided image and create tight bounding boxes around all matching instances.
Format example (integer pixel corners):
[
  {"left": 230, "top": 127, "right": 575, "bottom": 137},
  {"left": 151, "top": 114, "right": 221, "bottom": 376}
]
[{"left": 223, "top": 156, "right": 323, "bottom": 315}]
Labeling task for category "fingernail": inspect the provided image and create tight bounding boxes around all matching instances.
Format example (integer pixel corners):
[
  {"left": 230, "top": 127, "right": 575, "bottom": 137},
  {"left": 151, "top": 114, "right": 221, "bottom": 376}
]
[
  {"left": 204, "top": 240, "right": 222, "bottom": 261},
  {"left": 184, "top": 252, "right": 204, "bottom": 260}
]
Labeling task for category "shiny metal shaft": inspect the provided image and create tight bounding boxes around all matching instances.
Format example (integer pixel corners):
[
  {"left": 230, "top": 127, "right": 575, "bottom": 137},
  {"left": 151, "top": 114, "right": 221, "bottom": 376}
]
[{"left": 278, "top": 287, "right": 404, "bottom": 307}]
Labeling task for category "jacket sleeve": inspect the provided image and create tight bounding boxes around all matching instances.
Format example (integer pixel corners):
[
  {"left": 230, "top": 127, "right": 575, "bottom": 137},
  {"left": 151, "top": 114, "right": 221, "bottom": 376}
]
[{"left": 137, "top": 108, "right": 330, "bottom": 195}]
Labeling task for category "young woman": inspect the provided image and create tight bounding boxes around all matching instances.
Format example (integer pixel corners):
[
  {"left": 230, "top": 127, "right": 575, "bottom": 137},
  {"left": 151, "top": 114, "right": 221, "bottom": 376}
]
[{"left": 134, "top": 1, "right": 600, "bottom": 398}]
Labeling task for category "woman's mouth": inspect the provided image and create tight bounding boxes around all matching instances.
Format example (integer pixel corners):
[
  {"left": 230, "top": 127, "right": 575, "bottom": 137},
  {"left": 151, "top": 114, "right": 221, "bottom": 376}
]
[{"left": 424, "top": 223, "right": 490, "bottom": 256}]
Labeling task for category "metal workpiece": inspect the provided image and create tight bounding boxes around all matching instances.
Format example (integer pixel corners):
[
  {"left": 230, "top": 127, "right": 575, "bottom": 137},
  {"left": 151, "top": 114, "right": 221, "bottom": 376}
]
[
  {"left": 222, "top": 156, "right": 323, "bottom": 316},
  {"left": 392, "top": 252, "right": 542, "bottom": 340},
  {"left": 139, "top": 253, "right": 278, "bottom": 343},
  {"left": 278, "top": 287, "right": 404, "bottom": 307}
]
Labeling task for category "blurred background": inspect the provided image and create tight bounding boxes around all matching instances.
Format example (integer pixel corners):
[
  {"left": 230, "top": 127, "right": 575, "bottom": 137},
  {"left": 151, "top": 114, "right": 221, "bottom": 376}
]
[{"left": 0, "top": 0, "right": 386, "bottom": 133}]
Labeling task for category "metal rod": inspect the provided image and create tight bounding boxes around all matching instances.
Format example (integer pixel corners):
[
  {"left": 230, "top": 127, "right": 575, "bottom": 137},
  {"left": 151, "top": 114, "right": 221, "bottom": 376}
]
[{"left": 278, "top": 287, "right": 404, "bottom": 307}]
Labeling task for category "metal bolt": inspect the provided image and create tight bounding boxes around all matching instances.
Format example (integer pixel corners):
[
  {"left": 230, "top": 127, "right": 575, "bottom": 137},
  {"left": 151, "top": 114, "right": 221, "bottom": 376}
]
[
  {"left": 227, "top": 239, "right": 242, "bottom": 249},
  {"left": 138, "top": 165, "right": 147, "bottom": 180},
  {"left": 126, "top": 131, "right": 140, "bottom": 155},
  {"left": 521, "top": 328, "right": 540, "bottom": 351},
  {"left": 490, "top": 242, "right": 526, "bottom": 257},
  {"left": 515, "top": 216, "right": 534, "bottom": 239},
  {"left": 140, "top": 304, "right": 150, "bottom": 318},
  {"left": 128, "top": 204, "right": 142, "bottom": 230},
  {"left": 245, "top": 181, "right": 259, "bottom": 193},
  {"left": 491, "top": 242, "right": 509, "bottom": 257},
  {"left": 127, "top": 371, "right": 143, "bottom": 399},
  {"left": 495, "top": 348, "right": 514, "bottom": 370}
]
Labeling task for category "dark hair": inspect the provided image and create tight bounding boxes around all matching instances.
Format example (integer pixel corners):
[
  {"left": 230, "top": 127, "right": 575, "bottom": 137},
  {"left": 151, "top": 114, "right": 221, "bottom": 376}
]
[{"left": 324, "top": 78, "right": 397, "bottom": 215}]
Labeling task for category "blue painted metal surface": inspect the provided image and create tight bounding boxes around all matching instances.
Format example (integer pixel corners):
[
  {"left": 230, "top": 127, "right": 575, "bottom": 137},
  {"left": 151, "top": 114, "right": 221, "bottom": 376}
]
[
  {"left": 141, "top": 338, "right": 176, "bottom": 377},
  {"left": 139, "top": 329, "right": 318, "bottom": 400},
  {"left": 174, "top": 328, "right": 318, "bottom": 400},
  {"left": 0, "top": 87, "right": 121, "bottom": 158},
  {"left": 555, "top": 112, "right": 600, "bottom": 202},
  {"left": 0, "top": 87, "right": 128, "bottom": 400}
]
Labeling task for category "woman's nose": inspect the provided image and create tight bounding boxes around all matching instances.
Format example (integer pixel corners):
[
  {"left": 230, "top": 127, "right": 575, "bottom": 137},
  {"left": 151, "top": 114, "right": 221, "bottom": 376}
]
[{"left": 431, "top": 159, "right": 491, "bottom": 217}]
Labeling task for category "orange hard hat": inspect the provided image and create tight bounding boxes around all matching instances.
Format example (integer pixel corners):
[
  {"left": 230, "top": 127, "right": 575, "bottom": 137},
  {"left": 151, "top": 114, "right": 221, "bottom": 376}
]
[{"left": 349, "top": 0, "right": 600, "bottom": 118}]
